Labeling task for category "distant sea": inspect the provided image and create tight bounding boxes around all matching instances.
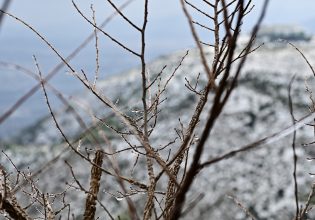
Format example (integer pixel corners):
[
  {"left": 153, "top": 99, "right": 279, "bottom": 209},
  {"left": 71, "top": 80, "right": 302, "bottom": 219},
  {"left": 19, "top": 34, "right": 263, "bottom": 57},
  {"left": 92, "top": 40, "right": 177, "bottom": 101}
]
[
  {"left": 0, "top": 32, "right": 192, "bottom": 141},
  {"left": 0, "top": 36, "right": 143, "bottom": 141}
]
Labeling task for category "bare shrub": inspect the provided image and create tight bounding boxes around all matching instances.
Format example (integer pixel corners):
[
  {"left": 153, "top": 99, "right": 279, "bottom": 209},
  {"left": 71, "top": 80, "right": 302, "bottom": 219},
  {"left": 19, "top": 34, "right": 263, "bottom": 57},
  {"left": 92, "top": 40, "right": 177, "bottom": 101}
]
[{"left": 2, "top": 0, "right": 315, "bottom": 220}]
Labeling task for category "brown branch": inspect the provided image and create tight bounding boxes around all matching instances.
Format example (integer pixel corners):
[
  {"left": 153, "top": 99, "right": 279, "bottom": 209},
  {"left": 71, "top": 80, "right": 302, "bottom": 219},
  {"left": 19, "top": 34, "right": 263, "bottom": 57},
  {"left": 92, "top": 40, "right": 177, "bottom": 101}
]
[
  {"left": 0, "top": 61, "right": 101, "bottom": 146},
  {"left": 105, "top": 0, "right": 141, "bottom": 31},
  {"left": 185, "top": 0, "right": 214, "bottom": 20},
  {"left": 199, "top": 112, "right": 315, "bottom": 170},
  {"left": 167, "top": 1, "right": 269, "bottom": 219},
  {"left": 287, "top": 41, "right": 315, "bottom": 77},
  {"left": 0, "top": 168, "right": 32, "bottom": 220},
  {"left": 0, "top": 10, "right": 75, "bottom": 72},
  {"left": 299, "top": 183, "right": 315, "bottom": 219},
  {"left": 217, "top": 0, "right": 238, "bottom": 14},
  {"left": 83, "top": 150, "right": 104, "bottom": 220},
  {"left": 212, "top": 0, "right": 220, "bottom": 71},
  {"left": 192, "top": 20, "right": 215, "bottom": 32},
  {"left": 181, "top": 0, "right": 215, "bottom": 85},
  {"left": 288, "top": 75, "right": 300, "bottom": 219},
  {"left": 202, "top": 0, "right": 215, "bottom": 8},
  {"left": 0, "top": 0, "right": 10, "bottom": 30},
  {"left": 72, "top": 0, "right": 141, "bottom": 57},
  {"left": 0, "top": 0, "right": 134, "bottom": 124},
  {"left": 36, "top": 57, "right": 147, "bottom": 190},
  {"left": 91, "top": 5, "right": 100, "bottom": 89},
  {"left": 73, "top": 69, "right": 180, "bottom": 189},
  {"left": 226, "top": 194, "right": 256, "bottom": 220},
  {"left": 139, "top": 1, "right": 158, "bottom": 219}
]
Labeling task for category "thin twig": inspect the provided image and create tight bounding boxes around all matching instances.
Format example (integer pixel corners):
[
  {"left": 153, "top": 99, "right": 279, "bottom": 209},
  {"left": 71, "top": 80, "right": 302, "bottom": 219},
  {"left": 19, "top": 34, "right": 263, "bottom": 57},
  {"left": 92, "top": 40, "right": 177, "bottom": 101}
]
[
  {"left": 288, "top": 75, "right": 300, "bottom": 218},
  {"left": 0, "top": 0, "right": 135, "bottom": 124},
  {"left": 0, "top": 0, "right": 10, "bottom": 30},
  {"left": 91, "top": 5, "right": 100, "bottom": 89},
  {"left": 199, "top": 112, "right": 315, "bottom": 170},
  {"left": 72, "top": 0, "right": 141, "bottom": 57}
]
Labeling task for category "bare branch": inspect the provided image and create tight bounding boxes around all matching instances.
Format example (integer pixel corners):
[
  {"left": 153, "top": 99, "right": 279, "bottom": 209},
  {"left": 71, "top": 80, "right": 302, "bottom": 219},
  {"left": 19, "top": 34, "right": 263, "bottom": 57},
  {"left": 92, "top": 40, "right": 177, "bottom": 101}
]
[
  {"left": 72, "top": 0, "right": 141, "bottom": 57},
  {"left": 104, "top": 0, "right": 141, "bottom": 31},
  {"left": 199, "top": 112, "right": 315, "bottom": 170},
  {"left": 83, "top": 150, "right": 104, "bottom": 220},
  {"left": 288, "top": 75, "right": 300, "bottom": 218},
  {"left": 0, "top": 0, "right": 135, "bottom": 124}
]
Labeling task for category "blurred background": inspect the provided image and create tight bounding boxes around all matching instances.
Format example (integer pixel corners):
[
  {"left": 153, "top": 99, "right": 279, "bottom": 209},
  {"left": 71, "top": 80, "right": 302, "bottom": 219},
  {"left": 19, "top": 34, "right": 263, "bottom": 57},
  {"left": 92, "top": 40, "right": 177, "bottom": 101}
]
[{"left": 0, "top": 0, "right": 315, "bottom": 140}]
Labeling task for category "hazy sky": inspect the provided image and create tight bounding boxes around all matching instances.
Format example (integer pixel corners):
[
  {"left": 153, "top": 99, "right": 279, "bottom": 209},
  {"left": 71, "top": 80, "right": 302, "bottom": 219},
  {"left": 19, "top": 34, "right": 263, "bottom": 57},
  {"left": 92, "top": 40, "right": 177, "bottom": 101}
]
[
  {"left": 1, "top": 0, "right": 315, "bottom": 95},
  {"left": 1, "top": 0, "right": 315, "bottom": 79},
  {"left": 1, "top": 0, "right": 315, "bottom": 63}
]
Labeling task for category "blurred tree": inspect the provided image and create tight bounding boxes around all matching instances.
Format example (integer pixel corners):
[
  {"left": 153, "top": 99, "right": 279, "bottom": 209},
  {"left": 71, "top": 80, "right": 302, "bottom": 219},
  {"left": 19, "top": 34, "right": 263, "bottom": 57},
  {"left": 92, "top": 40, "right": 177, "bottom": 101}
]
[{"left": 0, "top": 0, "right": 11, "bottom": 31}]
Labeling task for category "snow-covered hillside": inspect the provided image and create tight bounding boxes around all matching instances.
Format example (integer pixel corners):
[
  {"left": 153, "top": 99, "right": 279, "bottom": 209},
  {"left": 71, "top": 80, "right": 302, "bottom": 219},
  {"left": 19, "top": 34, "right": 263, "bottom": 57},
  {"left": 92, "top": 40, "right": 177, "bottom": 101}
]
[{"left": 3, "top": 39, "right": 315, "bottom": 219}]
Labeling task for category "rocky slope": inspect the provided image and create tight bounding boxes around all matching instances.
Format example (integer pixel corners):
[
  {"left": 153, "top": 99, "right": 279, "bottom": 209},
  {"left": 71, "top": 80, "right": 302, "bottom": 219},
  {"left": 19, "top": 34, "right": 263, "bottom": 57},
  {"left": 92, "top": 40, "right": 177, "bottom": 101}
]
[{"left": 3, "top": 38, "right": 315, "bottom": 219}]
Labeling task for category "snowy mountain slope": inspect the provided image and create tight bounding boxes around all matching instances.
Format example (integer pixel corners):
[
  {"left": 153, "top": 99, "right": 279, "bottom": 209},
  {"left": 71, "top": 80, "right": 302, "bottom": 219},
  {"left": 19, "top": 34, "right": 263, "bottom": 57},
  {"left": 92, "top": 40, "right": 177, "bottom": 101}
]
[{"left": 3, "top": 40, "right": 315, "bottom": 219}]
